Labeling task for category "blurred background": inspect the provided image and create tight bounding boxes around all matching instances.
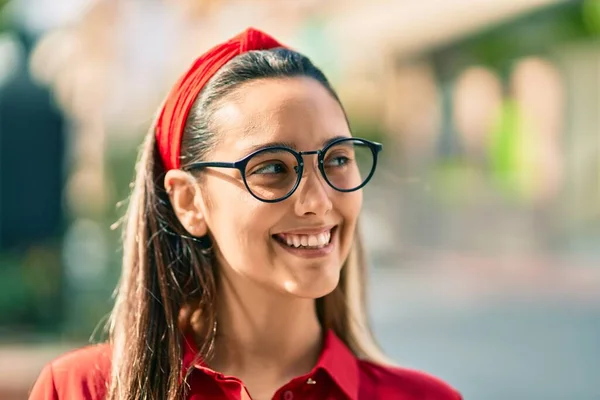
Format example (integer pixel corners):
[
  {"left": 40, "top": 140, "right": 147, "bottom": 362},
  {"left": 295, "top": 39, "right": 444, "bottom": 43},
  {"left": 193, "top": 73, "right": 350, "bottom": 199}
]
[{"left": 0, "top": 0, "right": 599, "bottom": 398}]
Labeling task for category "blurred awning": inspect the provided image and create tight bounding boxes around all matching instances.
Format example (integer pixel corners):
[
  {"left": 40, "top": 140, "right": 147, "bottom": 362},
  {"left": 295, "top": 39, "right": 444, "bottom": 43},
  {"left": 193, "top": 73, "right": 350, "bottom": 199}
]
[{"left": 324, "top": 0, "right": 568, "bottom": 69}]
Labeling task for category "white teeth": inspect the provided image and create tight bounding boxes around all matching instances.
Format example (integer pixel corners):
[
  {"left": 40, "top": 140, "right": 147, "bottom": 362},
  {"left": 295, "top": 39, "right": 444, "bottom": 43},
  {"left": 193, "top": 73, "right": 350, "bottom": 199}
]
[
  {"left": 318, "top": 233, "right": 327, "bottom": 244},
  {"left": 279, "top": 230, "right": 332, "bottom": 249}
]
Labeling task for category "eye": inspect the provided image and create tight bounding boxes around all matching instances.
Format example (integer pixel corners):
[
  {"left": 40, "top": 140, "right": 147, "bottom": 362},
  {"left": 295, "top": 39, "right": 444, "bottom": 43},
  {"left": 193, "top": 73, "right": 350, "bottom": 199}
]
[
  {"left": 251, "top": 161, "right": 288, "bottom": 175},
  {"left": 325, "top": 155, "right": 352, "bottom": 167}
]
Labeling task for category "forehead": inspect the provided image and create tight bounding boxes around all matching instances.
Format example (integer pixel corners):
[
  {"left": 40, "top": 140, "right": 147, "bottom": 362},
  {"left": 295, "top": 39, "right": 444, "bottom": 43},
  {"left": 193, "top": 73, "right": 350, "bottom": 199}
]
[{"left": 211, "top": 76, "right": 350, "bottom": 157}]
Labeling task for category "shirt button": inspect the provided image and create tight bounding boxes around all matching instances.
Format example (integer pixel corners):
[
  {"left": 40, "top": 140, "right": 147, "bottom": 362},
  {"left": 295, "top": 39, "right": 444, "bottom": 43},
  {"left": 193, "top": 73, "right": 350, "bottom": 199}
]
[{"left": 283, "top": 390, "right": 294, "bottom": 400}]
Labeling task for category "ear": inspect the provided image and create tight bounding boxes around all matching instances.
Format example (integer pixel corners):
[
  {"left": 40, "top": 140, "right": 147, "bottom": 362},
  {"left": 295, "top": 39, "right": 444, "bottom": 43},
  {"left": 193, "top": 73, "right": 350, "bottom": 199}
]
[{"left": 164, "top": 169, "right": 208, "bottom": 237}]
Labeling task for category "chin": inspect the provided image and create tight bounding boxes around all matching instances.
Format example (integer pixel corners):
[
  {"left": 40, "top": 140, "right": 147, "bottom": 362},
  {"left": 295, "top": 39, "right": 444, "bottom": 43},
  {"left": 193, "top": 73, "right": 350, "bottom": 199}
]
[{"left": 283, "top": 271, "right": 340, "bottom": 299}]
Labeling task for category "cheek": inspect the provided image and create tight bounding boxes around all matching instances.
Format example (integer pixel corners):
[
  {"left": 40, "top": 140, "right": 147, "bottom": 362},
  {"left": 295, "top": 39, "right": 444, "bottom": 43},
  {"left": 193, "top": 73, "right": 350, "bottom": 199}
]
[
  {"left": 205, "top": 182, "right": 275, "bottom": 265},
  {"left": 337, "top": 191, "right": 363, "bottom": 254},
  {"left": 340, "top": 191, "right": 362, "bottom": 226}
]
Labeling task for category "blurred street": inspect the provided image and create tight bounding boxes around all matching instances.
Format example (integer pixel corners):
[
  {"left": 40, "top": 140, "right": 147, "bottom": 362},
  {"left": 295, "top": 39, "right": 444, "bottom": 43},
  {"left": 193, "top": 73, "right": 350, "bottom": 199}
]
[{"left": 370, "top": 265, "right": 600, "bottom": 400}]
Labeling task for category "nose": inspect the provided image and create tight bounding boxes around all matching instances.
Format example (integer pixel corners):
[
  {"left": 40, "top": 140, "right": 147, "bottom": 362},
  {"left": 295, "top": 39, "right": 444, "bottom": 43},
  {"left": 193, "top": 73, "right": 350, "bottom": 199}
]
[{"left": 293, "top": 162, "right": 333, "bottom": 217}]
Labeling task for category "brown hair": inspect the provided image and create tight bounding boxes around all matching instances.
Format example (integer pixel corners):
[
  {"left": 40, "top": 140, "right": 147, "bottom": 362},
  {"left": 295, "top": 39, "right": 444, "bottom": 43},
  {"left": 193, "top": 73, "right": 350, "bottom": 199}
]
[{"left": 106, "top": 48, "right": 388, "bottom": 400}]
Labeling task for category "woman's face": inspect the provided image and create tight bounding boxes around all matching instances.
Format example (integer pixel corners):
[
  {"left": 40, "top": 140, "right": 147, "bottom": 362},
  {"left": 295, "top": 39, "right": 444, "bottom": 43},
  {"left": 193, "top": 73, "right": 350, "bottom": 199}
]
[{"left": 199, "top": 76, "right": 362, "bottom": 299}]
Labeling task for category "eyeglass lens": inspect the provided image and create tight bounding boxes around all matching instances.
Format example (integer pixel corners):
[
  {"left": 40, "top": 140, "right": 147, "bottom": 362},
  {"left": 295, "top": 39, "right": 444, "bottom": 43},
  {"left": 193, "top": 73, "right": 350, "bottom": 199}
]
[{"left": 243, "top": 139, "right": 375, "bottom": 201}]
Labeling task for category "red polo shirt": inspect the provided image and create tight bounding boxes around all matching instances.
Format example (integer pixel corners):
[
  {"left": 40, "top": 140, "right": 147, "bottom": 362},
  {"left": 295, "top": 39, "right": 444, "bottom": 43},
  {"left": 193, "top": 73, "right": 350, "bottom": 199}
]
[{"left": 29, "top": 330, "right": 462, "bottom": 399}]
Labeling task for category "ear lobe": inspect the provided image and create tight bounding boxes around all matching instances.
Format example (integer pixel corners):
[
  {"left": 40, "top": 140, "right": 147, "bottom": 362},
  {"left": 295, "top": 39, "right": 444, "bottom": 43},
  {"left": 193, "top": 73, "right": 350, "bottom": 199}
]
[
  {"left": 164, "top": 169, "right": 208, "bottom": 237},
  {"left": 186, "top": 212, "right": 208, "bottom": 237}
]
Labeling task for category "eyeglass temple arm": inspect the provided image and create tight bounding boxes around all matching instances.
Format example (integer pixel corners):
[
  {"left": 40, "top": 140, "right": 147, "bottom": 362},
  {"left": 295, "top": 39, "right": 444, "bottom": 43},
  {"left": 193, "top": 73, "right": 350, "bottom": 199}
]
[{"left": 186, "top": 161, "right": 239, "bottom": 170}]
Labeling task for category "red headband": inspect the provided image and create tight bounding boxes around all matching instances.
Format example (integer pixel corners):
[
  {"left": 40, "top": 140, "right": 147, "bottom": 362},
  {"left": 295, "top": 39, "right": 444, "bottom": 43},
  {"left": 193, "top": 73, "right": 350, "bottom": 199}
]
[{"left": 156, "top": 27, "right": 286, "bottom": 171}]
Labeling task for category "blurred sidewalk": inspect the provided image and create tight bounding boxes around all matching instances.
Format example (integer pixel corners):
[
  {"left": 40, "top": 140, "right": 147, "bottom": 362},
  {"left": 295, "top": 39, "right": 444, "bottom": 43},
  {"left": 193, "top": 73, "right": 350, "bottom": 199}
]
[
  {"left": 0, "top": 343, "right": 76, "bottom": 400},
  {"left": 369, "top": 263, "right": 600, "bottom": 400}
]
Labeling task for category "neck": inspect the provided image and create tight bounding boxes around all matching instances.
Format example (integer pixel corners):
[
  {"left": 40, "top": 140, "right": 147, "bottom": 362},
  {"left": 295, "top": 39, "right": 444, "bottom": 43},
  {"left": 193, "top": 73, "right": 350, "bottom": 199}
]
[{"left": 208, "top": 272, "right": 323, "bottom": 381}]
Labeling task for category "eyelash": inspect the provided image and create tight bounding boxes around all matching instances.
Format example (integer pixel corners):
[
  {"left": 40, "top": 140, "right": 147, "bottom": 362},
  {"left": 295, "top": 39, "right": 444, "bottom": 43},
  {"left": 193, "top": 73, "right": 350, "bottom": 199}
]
[{"left": 253, "top": 162, "right": 287, "bottom": 175}]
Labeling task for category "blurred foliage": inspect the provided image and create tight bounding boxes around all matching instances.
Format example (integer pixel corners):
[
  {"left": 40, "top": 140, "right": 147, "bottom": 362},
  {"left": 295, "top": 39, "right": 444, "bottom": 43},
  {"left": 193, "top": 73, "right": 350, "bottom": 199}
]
[
  {"left": 349, "top": 117, "right": 387, "bottom": 145},
  {"left": 51, "top": 134, "right": 145, "bottom": 341},
  {"left": 429, "top": 159, "right": 485, "bottom": 207},
  {"left": 0, "top": 0, "right": 10, "bottom": 32},
  {"left": 431, "top": 1, "right": 600, "bottom": 77},
  {"left": 487, "top": 99, "right": 530, "bottom": 203},
  {"left": 583, "top": 0, "right": 600, "bottom": 35},
  {"left": 0, "top": 243, "right": 64, "bottom": 338},
  {"left": 423, "top": 0, "right": 600, "bottom": 207},
  {"left": 104, "top": 132, "right": 143, "bottom": 272}
]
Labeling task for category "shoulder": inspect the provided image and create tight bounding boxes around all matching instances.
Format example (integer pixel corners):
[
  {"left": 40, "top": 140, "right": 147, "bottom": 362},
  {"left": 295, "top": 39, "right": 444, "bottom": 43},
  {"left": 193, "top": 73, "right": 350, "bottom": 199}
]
[
  {"left": 29, "top": 343, "right": 111, "bottom": 400},
  {"left": 357, "top": 360, "right": 462, "bottom": 400}
]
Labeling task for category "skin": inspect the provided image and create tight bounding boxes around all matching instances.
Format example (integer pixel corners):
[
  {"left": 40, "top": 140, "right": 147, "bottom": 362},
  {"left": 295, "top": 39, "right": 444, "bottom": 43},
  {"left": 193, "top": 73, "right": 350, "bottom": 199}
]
[{"left": 165, "top": 76, "right": 362, "bottom": 400}]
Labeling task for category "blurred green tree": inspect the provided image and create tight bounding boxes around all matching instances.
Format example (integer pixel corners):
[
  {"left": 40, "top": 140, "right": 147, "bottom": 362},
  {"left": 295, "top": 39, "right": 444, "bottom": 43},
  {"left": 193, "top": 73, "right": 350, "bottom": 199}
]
[{"left": 0, "top": 0, "right": 10, "bottom": 32}]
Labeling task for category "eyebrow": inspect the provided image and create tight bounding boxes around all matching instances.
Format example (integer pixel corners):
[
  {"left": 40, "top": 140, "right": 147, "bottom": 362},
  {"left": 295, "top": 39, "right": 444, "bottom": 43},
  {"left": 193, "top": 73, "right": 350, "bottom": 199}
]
[{"left": 243, "top": 135, "right": 350, "bottom": 154}]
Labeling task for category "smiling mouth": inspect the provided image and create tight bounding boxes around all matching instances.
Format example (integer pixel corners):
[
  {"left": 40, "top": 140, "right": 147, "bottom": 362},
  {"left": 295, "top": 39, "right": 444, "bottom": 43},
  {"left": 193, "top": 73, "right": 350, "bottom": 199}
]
[{"left": 273, "top": 226, "right": 337, "bottom": 249}]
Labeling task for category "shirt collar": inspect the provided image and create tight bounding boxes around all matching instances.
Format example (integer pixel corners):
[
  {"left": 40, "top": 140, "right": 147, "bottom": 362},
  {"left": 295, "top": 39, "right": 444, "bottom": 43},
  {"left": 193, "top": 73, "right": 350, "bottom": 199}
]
[
  {"left": 314, "top": 329, "right": 359, "bottom": 400},
  {"left": 181, "top": 329, "right": 359, "bottom": 400}
]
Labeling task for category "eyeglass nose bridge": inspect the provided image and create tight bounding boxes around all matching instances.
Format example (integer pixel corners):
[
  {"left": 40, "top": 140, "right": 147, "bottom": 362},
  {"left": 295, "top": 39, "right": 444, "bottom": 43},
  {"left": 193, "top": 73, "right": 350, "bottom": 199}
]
[
  {"left": 294, "top": 149, "right": 324, "bottom": 171},
  {"left": 296, "top": 150, "right": 323, "bottom": 167}
]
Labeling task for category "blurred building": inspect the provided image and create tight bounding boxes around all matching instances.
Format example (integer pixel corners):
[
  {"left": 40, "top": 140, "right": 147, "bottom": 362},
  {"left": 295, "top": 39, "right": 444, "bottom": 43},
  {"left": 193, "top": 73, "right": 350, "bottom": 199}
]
[{"left": 372, "top": 1, "right": 600, "bottom": 265}]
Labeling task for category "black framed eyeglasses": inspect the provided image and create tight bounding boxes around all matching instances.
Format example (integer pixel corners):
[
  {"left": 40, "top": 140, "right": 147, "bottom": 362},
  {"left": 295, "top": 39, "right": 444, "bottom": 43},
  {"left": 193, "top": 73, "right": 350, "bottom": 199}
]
[{"left": 184, "top": 137, "right": 383, "bottom": 203}]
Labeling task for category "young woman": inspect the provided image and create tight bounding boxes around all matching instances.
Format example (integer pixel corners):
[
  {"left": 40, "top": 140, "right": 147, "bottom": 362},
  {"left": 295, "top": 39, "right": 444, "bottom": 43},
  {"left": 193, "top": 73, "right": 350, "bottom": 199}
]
[{"left": 30, "top": 28, "right": 462, "bottom": 400}]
